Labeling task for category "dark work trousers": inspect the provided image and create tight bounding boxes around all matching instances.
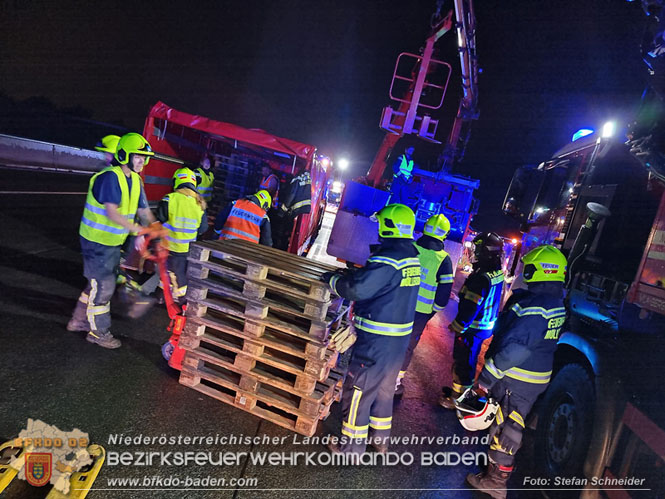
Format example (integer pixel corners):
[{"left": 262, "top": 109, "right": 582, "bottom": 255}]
[
  {"left": 70, "top": 238, "right": 121, "bottom": 333},
  {"left": 339, "top": 331, "right": 410, "bottom": 453},
  {"left": 166, "top": 252, "right": 189, "bottom": 304},
  {"left": 271, "top": 212, "right": 294, "bottom": 251},
  {"left": 389, "top": 176, "right": 410, "bottom": 206},
  {"left": 488, "top": 377, "right": 549, "bottom": 467},
  {"left": 400, "top": 311, "right": 435, "bottom": 372},
  {"left": 452, "top": 327, "right": 493, "bottom": 392}
]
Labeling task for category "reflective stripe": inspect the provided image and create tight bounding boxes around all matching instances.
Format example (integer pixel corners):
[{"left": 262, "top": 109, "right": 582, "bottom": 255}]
[
  {"left": 420, "top": 282, "right": 437, "bottom": 292},
  {"left": 341, "top": 424, "right": 369, "bottom": 439},
  {"left": 369, "top": 416, "right": 392, "bottom": 430},
  {"left": 512, "top": 304, "right": 567, "bottom": 319},
  {"left": 291, "top": 199, "right": 311, "bottom": 210},
  {"left": 449, "top": 320, "right": 464, "bottom": 333},
  {"left": 329, "top": 274, "right": 341, "bottom": 295},
  {"left": 349, "top": 388, "right": 362, "bottom": 426},
  {"left": 509, "top": 411, "right": 525, "bottom": 428},
  {"left": 397, "top": 371, "right": 406, "bottom": 380},
  {"left": 470, "top": 319, "right": 496, "bottom": 330},
  {"left": 367, "top": 256, "right": 420, "bottom": 270},
  {"left": 163, "top": 223, "right": 198, "bottom": 234},
  {"left": 461, "top": 286, "right": 483, "bottom": 304},
  {"left": 433, "top": 303, "right": 445, "bottom": 312},
  {"left": 417, "top": 295, "right": 435, "bottom": 305},
  {"left": 452, "top": 381, "right": 471, "bottom": 393},
  {"left": 484, "top": 358, "right": 504, "bottom": 379},
  {"left": 78, "top": 292, "right": 89, "bottom": 304},
  {"left": 80, "top": 217, "right": 128, "bottom": 235},
  {"left": 485, "top": 358, "right": 552, "bottom": 384},
  {"left": 221, "top": 227, "right": 260, "bottom": 243},
  {"left": 353, "top": 316, "right": 412, "bottom": 336},
  {"left": 166, "top": 234, "right": 197, "bottom": 244},
  {"left": 495, "top": 406, "right": 504, "bottom": 425},
  {"left": 84, "top": 202, "right": 132, "bottom": 218},
  {"left": 439, "top": 275, "right": 454, "bottom": 284}
]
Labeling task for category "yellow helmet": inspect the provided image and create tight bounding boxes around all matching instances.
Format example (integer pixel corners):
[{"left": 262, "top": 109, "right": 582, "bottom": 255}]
[
  {"left": 522, "top": 245, "right": 567, "bottom": 283},
  {"left": 95, "top": 135, "right": 120, "bottom": 154},
  {"left": 173, "top": 167, "right": 197, "bottom": 189},
  {"left": 255, "top": 190, "right": 272, "bottom": 210},
  {"left": 372, "top": 203, "right": 415, "bottom": 239},
  {"left": 115, "top": 133, "right": 154, "bottom": 166},
  {"left": 423, "top": 214, "right": 451, "bottom": 241}
]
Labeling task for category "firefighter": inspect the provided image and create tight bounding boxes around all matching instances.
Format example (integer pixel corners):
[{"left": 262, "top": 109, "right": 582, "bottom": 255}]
[
  {"left": 466, "top": 245, "right": 567, "bottom": 498},
  {"left": 214, "top": 190, "right": 273, "bottom": 246},
  {"left": 94, "top": 134, "right": 120, "bottom": 164},
  {"left": 67, "top": 133, "right": 156, "bottom": 349},
  {"left": 439, "top": 232, "right": 505, "bottom": 408},
  {"left": 389, "top": 146, "right": 415, "bottom": 206},
  {"left": 259, "top": 163, "right": 280, "bottom": 198},
  {"left": 155, "top": 168, "right": 207, "bottom": 304},
  {"left": 195, "top": 155, "right": 215, "bottom": 203},
  {"left": 395, "top": 214, "right": 454, "bottom": 397},
  {"left": 273, "top": 169, "right": 312, "bottom": 250},
  {"left": 322, "top": 204, "right": 421, "bottom": 454}
]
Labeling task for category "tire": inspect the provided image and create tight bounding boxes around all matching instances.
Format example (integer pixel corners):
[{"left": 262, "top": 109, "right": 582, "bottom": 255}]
[
  {"left": 534, "top": 363, "right": 595, "bottom": 478},
  {"left": 161, "top": 341, "right": 174, "bottom": 361}
]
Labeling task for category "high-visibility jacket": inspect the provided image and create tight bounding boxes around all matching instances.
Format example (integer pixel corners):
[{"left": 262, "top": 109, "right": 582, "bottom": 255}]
[
  {"left": 162, "top": 190, "right": 205, "bottom": 253},
  {"left": 196, "top": 168, "right": 215, "bottom": 203},
  {"left": 394, "top": 154, "right": 414, "bottom": 181},
  {"left": 329, "top": 238, "right": 421, "bottom": 336},
  {"left": 220, "top": 198, "right": 267, "bottom": 243},
  {"left": 260, "top": 173, "right": 279, "bottom": 198},
  {"left": 450, "top": 267, "right": 505, "bottom": 337},
  {"left": 415, "top": 238, "right": 453, "bottom": 314},
  {"left": 479, "top": 282, "right": 566, "bottom": 391},
  {"left": 79, "top": 166, "right": 140, "bottom": 247}
]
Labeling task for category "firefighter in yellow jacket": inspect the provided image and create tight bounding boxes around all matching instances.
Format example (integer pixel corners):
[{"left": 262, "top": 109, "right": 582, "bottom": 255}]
[
  {"left": 155, "top": 168, "right": 207, "bottom": 303},
  {"left": 67, "top": 133, "right": 156, "bottom": 349}
]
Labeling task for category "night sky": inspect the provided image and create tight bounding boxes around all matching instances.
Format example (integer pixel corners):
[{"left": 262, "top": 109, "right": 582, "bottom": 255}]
[{"left": 0, "top": 0, "right": 649, "bottom": 233}]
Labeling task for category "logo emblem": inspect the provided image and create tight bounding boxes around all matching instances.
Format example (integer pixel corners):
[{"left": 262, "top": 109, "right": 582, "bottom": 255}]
[{"left": 26, "top": 453, "right": 52, "bottom": 487}]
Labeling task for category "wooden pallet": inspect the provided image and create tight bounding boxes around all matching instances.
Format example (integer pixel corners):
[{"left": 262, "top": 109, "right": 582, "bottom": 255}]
[
  {"left": 180, "top": 361, "right": 344, "bottom": 436},
  {"left": 188, "top": 240, "right": 338, "bottom": 302},
  {"left": 179, "top": 324, "right": 338, "bottom": 394},
  {"left": 181, "top": 352, "right": 343, "bottom": 416},
  {"left": 185, "top": 289, "right": 347, "bottom": 343},
  {"left": 182, "top": 309, "right": 329, "bottom": 361}
]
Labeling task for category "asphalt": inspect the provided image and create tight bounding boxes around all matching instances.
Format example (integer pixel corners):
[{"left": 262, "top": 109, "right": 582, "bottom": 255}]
[{"left": 0, "top": 168, "right": 541, "bottom": 499}]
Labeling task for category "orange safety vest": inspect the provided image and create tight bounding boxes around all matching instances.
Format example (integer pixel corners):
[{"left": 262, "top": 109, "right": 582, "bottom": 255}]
[
  {"left": 220, "top": 199, "right": 266, "bottom": 243},
  {"left": 260, "top": 174, "right": 279, "bottom": 197}
]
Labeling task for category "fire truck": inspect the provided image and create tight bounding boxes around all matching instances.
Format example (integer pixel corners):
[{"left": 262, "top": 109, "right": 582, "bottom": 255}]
[{"left": 502, "top": 3, "right": 665, "bottom": 490}]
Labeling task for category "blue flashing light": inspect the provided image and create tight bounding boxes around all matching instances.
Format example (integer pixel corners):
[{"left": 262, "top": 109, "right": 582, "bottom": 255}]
[{"left": 572, "top": 128, "right": 594, "bottom": 142}]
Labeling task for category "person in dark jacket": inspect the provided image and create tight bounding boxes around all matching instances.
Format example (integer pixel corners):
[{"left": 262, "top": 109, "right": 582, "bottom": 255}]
[
  {"left": 395, "top": 214, "right": 454, "bottom": 397},
  {"left": 440, "top": 232, "right": 505, "bottom": 408},
  {"left": 322, "top": 204, "right": 421, "bottom": 454},
  {"left": 214, "top": 190, "right": 272, "bottom": 246},
  {"left": 273, "top": 170, "right": 311, "bottom": 250},
  {"left": 466, "top": 245, "right": 567, "bottom": 498}
]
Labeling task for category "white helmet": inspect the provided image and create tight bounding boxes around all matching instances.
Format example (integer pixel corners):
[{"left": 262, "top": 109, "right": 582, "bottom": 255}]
[{"left": 455, "top": 388, "right": 500, "bottom": 431}]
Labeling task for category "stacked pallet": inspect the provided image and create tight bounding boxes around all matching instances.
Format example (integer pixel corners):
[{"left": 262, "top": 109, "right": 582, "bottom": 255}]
[{"left": 179, "top": 239, "right": 347, "bottom": 436}]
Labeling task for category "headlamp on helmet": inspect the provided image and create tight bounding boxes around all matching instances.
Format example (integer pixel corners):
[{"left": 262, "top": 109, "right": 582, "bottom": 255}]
[
  {"left": 371, "top": 203, "right": 415, "bottom": 239},
  {"left": 455, "top": 388, "right": 500, "bottom": 432}
]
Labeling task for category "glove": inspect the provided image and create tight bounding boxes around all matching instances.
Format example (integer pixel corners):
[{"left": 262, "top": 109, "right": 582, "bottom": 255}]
[
  {"left": 493, "top": 421, "right": 523, "bottom": 456},
  {"left": 329, "top": 325, "right": 357, "bottom": 353}
]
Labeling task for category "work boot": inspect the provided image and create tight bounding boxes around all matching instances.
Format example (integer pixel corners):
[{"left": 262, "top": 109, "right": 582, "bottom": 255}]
[
  {"left": 438, "top": 386, "right": 462, "bottom": 410},
  {"left": 86, "top": 331, "right": 121, "bottom": 349},
  {"left": 466, "top": 462, "right": 511, "bottom": 499},
  {"left": 66, "top": 318, "right": 89, "bottom": 332},
  {"left": 369, "top": 439, "right": 389, "bottom": 454}
]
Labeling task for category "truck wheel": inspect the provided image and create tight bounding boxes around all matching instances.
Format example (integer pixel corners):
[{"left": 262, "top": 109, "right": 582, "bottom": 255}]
[{"left": 534, "top": 363, "right": 594, "bottom": 478}]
